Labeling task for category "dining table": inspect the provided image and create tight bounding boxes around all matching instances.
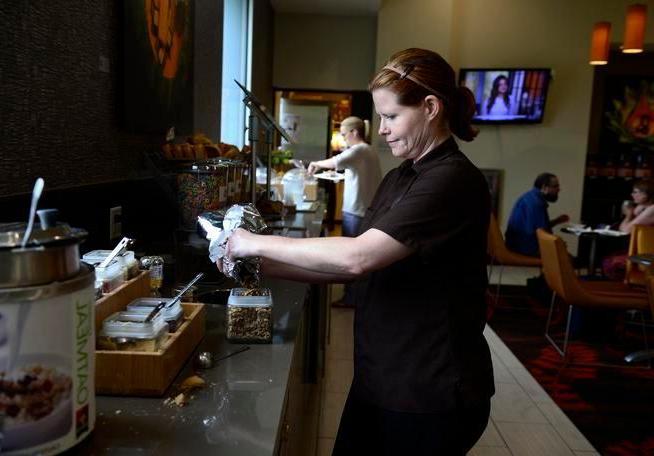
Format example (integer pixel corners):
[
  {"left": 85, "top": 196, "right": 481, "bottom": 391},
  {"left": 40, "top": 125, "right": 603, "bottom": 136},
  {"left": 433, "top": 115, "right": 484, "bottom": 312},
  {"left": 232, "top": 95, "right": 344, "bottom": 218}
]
[{"left": 560, "top": 225, "right": 629, "bottom": 276}]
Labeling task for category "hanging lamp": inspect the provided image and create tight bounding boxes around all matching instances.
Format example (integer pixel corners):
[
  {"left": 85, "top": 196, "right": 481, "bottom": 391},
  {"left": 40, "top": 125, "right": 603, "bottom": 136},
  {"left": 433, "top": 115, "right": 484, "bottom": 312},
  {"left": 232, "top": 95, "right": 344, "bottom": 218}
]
[
  {"left": 623, "top": 4, "right": 647, "bottom": 53},
  {"left": 589, "top": 22, "right": 611, "bottom": 65}
]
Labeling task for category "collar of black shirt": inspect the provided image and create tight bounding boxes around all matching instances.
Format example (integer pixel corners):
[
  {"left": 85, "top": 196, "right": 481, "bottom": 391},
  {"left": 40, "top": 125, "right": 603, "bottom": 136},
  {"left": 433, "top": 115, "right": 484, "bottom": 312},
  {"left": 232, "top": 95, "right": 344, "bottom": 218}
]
[{"left": 399, "top": 136, "right": 459, "bottom": 174}]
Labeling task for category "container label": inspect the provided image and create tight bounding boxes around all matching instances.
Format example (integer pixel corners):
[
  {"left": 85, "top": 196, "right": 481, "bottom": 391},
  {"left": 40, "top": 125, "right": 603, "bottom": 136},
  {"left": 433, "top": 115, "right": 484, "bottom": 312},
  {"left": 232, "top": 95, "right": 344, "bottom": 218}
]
[{"left": 0, "top": 285, "right": 95, "bottom": 455}]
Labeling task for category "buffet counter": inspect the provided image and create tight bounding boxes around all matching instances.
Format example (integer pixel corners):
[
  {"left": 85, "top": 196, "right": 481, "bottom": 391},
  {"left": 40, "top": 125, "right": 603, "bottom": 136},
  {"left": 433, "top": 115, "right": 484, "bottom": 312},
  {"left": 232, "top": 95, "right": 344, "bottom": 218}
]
[{"left": 72, "top": 207, "right": 328, "bottom": 455}]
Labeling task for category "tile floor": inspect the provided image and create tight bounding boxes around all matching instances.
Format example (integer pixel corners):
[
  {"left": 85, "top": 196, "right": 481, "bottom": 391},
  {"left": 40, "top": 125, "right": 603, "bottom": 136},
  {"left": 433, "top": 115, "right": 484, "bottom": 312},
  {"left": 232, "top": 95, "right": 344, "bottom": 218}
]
[{"left": 315, "top": 283, "right": 599, "bottom": 456}]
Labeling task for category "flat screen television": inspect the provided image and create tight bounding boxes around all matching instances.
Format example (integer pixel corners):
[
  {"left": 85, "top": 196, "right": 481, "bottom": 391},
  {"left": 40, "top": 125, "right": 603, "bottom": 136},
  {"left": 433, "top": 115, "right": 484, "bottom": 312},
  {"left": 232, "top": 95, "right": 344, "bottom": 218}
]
[{"left": 459, "top": 68, "right": 551, "bottom": 124}]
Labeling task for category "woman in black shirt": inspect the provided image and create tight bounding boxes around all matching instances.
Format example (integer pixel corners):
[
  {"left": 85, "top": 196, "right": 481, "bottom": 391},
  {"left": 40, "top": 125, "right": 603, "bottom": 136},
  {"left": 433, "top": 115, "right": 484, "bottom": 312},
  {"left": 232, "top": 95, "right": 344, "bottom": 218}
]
[{"left": 220, "top": 48, "right": 494, "bottom": 455}]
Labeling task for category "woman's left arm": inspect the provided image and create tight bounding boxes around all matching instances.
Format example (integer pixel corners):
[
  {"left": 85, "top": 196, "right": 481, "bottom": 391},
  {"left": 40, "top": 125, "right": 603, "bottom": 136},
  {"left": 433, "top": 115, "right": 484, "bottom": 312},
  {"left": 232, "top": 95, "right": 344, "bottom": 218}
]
[{"left": 226, "top": 228, "right": 412, "bottom": 278}]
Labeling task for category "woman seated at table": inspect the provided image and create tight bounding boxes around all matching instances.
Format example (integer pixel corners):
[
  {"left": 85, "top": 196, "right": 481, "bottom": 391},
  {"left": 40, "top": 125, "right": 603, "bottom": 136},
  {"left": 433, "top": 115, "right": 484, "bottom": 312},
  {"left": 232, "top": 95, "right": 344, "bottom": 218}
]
[
  {"left": 603, "top": 180, "right": 654, "bottom": 279},
  {"left": 618, "top": 179, "right": 654, "bottom": 233}
]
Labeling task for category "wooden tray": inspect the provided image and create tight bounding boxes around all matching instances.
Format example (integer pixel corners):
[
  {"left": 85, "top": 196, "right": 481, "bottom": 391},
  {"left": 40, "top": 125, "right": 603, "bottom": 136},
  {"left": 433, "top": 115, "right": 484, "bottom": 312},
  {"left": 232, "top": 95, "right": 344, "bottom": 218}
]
[{"left": 94, "top": 272, "right": 206, "bottom": 396}]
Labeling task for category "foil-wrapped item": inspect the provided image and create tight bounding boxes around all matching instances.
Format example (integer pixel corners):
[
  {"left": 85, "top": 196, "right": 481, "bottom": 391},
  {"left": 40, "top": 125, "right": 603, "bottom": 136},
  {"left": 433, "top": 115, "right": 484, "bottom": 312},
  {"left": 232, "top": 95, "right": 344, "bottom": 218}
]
[{"left": 198, "top": 204, "right": 267, "bottom": 287}]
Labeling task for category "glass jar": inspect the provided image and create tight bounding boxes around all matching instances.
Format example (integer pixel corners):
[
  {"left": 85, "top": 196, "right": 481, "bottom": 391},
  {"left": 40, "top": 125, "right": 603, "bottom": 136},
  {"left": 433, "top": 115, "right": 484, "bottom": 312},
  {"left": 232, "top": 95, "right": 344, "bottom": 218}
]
[{"left": 140, "top": 256, "right": 164, "bottom": 296}]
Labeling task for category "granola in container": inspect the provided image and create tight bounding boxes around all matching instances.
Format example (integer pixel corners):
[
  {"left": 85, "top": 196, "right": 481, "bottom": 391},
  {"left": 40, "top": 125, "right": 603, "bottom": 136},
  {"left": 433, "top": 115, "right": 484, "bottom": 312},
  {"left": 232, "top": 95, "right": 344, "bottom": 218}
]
[{"left": 226, "top": 288, "right": 272, "bottom": 343}]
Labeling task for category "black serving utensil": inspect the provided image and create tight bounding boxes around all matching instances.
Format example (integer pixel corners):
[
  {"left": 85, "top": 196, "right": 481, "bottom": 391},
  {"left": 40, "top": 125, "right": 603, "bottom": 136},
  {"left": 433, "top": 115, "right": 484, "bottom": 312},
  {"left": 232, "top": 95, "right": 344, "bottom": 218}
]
[{"left": 144, "top": 301, "right": 166, "bottom": 323}]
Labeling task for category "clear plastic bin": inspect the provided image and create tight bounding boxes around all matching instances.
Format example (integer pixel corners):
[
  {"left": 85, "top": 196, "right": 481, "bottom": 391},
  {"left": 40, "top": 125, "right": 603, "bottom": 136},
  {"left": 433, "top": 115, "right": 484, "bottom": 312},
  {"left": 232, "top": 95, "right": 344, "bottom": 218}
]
[
  {"left": 226, "top": 288, "right": 273, "bottom": 343},
  {"left": 94, "top": 260, "right": 125, "bottom": 294},
  {"left": 97, "top": 311, "right": 168, "bottom": 352},
  {"left": 83, "top": 250, "right": 139, "bottom": 279},
  {"left": 126, "top": 298, "right": 184, "bottom": 332}
]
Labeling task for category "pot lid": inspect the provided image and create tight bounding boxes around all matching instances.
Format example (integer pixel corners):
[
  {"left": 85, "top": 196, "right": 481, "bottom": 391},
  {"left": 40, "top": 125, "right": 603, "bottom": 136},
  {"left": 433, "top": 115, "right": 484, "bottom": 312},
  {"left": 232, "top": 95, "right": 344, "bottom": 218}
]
[{"left": 0, "top": 222, "right": 87, "bottom": 249}]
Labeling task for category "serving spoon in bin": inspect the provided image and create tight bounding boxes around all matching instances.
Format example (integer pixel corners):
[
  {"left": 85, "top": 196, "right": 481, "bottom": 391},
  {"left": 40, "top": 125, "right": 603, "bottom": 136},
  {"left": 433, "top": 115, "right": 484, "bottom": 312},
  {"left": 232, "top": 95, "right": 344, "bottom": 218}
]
[
  {"left": 167, "top": 273, "right": 204, "bottom": 309},
  {"left": 144, "top": 273, "right": 204, "bottom": 323}
]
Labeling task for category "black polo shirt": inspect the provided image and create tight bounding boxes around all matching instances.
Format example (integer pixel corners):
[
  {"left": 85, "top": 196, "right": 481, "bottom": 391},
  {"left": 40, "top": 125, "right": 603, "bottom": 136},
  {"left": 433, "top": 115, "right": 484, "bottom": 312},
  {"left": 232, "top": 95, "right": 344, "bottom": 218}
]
[{"left": 351, "top": 136, "right": 494, "bottom": 413}]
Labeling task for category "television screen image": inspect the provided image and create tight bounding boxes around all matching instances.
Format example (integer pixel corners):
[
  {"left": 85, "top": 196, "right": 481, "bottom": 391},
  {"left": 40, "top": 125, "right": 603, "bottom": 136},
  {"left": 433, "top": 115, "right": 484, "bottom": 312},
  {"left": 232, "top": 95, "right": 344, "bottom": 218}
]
[{"left": 459, "top": 69, "right": 551, "bottom": 124}]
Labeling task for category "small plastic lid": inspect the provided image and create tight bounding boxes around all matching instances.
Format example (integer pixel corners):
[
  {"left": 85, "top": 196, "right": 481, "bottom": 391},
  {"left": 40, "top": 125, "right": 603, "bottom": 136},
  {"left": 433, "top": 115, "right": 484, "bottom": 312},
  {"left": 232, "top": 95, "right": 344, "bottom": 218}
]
[
  {"left": 83, "top": 250, "right": 135, "bottom": 265},
  {"left": 102, "top": 311, "right": 167, "bottom": 339},
  {"left": 126, "top": 298, "right": 183, "bottom": 321},
  {"left": 228, "top": 288, "right": 273, "bottom": 307},
  {"left": 94, "top": 260, "right": 123, "bottom": 280}
]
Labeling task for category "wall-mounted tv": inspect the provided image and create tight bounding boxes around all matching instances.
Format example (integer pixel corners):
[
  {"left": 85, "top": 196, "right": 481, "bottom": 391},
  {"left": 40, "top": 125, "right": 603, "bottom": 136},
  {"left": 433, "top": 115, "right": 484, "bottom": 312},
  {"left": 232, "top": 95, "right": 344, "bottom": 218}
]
[{"left": 459, "top": 68, "right": 551, "bottom": 124}]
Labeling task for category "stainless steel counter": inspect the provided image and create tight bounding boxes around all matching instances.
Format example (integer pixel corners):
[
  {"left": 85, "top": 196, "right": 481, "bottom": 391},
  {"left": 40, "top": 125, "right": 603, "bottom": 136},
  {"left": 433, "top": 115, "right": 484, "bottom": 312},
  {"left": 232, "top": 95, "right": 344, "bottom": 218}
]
[{"left": 72, "top": 206, "right": 327, "bottom": 455}]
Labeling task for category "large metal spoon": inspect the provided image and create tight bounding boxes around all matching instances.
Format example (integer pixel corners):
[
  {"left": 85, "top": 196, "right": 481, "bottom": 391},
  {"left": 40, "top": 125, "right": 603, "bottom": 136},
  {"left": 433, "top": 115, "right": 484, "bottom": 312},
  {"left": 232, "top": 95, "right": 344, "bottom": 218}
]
[
  {"left": 167, "top": 273, "right": 204, "bottom": 308},
  {"left": 21, "top": 177, "right": 45, "bottom": 249}
]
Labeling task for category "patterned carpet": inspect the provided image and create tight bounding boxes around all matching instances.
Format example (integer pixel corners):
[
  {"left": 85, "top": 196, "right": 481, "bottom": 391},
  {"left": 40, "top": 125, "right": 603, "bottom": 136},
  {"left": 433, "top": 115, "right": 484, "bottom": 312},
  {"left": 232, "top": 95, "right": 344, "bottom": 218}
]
[{"left": 489, "top": 288, "right": 654, "bottom": 455}]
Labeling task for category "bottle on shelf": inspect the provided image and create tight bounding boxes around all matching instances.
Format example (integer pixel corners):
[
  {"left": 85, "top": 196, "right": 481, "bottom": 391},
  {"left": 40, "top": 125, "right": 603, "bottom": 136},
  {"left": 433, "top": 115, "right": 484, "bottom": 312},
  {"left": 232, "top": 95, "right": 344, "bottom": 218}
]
[
  {"left": 140, "top": 255, "right": 164, "bottom": 297},
  {"left": 585, "top": 156, "right": 600, "bottom": 178},
  {"left": 600, "top": 154, "right": 617, "bottom": 178},
  {"left": 616, "top": 152, "right": 634, "bottom": 179},
  {"left": 634, "top": 152, "right": 652, "bottom": 179}
]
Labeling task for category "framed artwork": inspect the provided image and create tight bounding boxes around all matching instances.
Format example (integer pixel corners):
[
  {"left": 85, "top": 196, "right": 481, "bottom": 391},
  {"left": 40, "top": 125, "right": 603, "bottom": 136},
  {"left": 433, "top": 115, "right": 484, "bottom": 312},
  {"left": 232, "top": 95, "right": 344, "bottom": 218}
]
[
  {"left": 481, "top": 168, "right": 502, "bottom": 216},
  {"left": 124, "top": 0, "right": 194, "bottom": 134},
  {"left": 601, "top": 76, "right": 654, "bottom": 153}
]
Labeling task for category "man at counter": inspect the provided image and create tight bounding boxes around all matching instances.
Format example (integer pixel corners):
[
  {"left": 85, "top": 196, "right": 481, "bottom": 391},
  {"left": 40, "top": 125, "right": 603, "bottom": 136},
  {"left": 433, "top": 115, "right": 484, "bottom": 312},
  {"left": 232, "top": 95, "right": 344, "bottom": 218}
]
[
  {"left": 505, "top": 172, "right": 569, "bottom": 257},
  {"left": 307, "top": 116, "right": 381, "bottom": 307}
]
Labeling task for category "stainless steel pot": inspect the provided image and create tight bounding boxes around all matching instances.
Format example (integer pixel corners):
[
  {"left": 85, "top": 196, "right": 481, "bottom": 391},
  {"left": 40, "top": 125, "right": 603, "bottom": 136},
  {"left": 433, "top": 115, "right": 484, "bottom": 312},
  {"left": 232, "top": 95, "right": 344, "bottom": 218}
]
[{"left": 0, "top": 222, "right": 87, "bottom": 288}]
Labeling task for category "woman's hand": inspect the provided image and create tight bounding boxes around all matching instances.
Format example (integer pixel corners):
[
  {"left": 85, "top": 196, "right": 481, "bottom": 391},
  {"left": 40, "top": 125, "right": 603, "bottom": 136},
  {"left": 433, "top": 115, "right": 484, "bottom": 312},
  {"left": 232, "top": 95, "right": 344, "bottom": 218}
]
[
  {"left": 215, "top": 229, "right": 257, "bottom": 274},
  {"left": 226, "top": 228, "right": 255, "bottom": 261},
  {"left": 307, "top": 161, "right": 322, "bottom": 175}
]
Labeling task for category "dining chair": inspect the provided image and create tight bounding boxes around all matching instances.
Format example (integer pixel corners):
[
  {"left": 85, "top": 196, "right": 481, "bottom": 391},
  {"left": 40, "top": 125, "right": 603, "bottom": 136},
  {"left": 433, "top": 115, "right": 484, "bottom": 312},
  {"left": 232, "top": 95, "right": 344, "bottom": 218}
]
[
  {"left": 487, "top": 213, "right": 541, "bottom": 305},
  {"left": 625, "top": 224, "right": 654, "bottom": 287},
  {"left": 537, "top": 229, "right": 651, "bottom": 367}
]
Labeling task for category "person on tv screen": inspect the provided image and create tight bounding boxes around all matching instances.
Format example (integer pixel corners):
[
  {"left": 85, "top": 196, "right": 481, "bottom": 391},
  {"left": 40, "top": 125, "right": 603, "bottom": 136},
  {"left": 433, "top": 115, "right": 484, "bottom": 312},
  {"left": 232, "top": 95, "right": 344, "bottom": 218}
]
[{"left": 484, "top": 75, "right": 511, "bottom": 117}]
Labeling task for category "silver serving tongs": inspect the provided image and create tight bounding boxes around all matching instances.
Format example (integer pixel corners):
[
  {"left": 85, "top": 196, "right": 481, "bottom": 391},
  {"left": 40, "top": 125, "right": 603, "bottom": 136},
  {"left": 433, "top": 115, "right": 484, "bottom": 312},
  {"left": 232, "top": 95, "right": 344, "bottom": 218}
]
[
  {"left": 98, "top": 237, "right": 133, "bottom": 269},
  {"left": 166, "top": 273, "right": 204, "bottom": 309},
  {"left": 144, "top": 273, "right": 205, "bottom": 323}
]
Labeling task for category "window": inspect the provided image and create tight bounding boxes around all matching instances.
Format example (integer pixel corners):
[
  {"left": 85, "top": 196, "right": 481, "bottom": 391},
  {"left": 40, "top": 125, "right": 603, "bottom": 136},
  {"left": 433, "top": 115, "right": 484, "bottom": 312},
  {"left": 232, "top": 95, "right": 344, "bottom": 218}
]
[{"left": 221, "top": 0, "right": 252, "bottom": 147}]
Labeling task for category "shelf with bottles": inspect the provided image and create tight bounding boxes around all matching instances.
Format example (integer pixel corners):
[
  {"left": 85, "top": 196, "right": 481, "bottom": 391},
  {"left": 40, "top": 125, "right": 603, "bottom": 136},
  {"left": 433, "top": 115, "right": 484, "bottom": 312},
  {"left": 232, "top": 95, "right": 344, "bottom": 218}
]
[{"left": 585, "top": 150, "right": 653, "bottom": 181}]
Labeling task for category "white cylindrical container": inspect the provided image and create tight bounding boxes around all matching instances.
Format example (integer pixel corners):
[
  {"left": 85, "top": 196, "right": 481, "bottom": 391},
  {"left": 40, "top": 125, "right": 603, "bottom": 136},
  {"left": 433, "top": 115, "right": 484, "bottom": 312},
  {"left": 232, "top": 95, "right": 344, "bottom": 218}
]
[{"left": 0, "top": 221, "right": 95, "bottom": 455}]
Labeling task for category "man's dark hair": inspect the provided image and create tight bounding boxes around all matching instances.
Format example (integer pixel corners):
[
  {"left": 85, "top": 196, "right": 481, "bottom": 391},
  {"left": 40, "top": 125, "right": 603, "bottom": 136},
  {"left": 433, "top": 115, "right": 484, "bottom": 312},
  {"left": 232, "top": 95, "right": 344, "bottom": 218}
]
[{"left": 534, "top": 173, "right": 556, "bottom": 190}]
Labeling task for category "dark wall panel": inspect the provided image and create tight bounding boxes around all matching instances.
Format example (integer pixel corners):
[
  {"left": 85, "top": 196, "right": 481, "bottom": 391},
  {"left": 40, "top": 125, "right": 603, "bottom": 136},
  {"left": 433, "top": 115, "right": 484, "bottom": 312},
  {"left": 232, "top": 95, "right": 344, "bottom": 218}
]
[{"left": 0, "top": 0, "right": 159, "bottom": 197}]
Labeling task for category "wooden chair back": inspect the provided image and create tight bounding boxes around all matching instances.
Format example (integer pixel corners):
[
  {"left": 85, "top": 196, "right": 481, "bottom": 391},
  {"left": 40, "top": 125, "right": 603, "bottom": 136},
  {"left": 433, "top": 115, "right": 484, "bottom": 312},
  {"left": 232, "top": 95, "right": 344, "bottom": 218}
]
[
  {"left": 625, "top": 225, "right": 654, "bottom": 286},
  {"left": 488, "top": 214, "right": 541, "bottom": 266}
]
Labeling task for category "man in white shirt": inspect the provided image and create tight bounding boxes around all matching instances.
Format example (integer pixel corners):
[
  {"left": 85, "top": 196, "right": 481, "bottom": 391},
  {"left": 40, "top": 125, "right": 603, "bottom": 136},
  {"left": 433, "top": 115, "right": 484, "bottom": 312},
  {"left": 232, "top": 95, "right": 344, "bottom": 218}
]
[{"left": 308, "top": 116, "right": 382, "bottom": 306}]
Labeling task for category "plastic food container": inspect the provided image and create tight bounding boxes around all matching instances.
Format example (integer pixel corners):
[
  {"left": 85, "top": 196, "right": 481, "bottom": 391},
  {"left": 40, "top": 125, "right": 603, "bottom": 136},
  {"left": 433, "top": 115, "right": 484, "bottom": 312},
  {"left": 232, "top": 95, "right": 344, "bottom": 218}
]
[
  {"left": 83, "top": 250, "right": 139, "bottom": 279},
  {"left": 126, "top": 298, "right": 185, "bottom": 332},
  {"left": 304, "top": 177, "right": 318, "bottom": 201},
  {"left": 226, "top": 288, "right": 273, "bottom": 343},
  {"left": 94, "top": 260, "right": 125, "bottom": 294},
  {"left": 97, "top": 311, "right": 168, "bottom": 352},
  {"left": 282, "top": 168, "right": 306, "bottom": 205},
  {"left": 176, "top": 160, "right": 229, "bottom": 229}
]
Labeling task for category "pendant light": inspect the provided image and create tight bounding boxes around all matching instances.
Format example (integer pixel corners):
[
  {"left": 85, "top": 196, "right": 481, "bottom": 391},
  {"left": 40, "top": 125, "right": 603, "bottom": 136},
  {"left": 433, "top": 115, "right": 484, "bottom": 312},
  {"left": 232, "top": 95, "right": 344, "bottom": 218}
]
[
  {"left": 623, "top": 4, "right": 647, "bottom": 53},
  {"left": 589, "top": 22, "right": 611, "bottom": 65}
]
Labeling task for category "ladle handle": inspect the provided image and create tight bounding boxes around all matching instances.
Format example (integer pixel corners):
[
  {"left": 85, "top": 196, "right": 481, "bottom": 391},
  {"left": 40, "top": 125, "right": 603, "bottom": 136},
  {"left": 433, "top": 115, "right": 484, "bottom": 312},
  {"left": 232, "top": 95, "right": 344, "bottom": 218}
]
[
  {"left": 21, "top": 178, "right": 45, "bottom": 249},
  {"left": 167, "top": 272, "right": 204, "bottom": 308}
]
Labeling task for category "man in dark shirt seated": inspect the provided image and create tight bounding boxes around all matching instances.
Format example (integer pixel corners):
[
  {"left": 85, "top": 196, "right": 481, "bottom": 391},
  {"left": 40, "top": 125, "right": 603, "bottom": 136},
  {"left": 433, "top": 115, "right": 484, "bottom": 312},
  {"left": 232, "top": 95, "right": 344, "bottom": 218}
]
[{"left": 505, "top": 172, "right": 569, "bottom": 257}]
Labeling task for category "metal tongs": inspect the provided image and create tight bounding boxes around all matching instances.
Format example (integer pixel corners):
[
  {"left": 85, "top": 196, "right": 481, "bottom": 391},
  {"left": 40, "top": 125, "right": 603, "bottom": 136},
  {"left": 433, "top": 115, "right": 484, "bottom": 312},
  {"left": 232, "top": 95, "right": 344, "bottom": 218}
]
[
  {"left": 145, "top": 273, "right": 204, "bottom": 322},
  {"left": 98, "top": 237, "right": 133, "bottom": 269}
]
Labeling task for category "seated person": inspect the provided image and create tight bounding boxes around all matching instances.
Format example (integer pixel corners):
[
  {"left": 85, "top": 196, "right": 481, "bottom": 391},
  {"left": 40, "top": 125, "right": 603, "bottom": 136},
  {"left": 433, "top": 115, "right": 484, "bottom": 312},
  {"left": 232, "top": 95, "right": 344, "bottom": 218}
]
[
  {"left": 619, "top": 179, "right": 654, "bottom": 233},
  {"left": 505, "top": 173, "right": 569, "bottom": 257},
  {"left": 483, "top": 75, "right": 511, "bottom": 117},
  {"left": 603, "top": 180, "right": 654, "bottom": 279}
]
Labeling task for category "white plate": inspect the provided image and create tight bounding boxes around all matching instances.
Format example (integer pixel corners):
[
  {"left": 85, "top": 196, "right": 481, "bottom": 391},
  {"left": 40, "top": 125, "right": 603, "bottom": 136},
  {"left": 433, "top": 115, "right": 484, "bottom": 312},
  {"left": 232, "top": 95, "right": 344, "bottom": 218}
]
[{"left": 313, "top": 172, "right": 344, "bottom": 182}]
